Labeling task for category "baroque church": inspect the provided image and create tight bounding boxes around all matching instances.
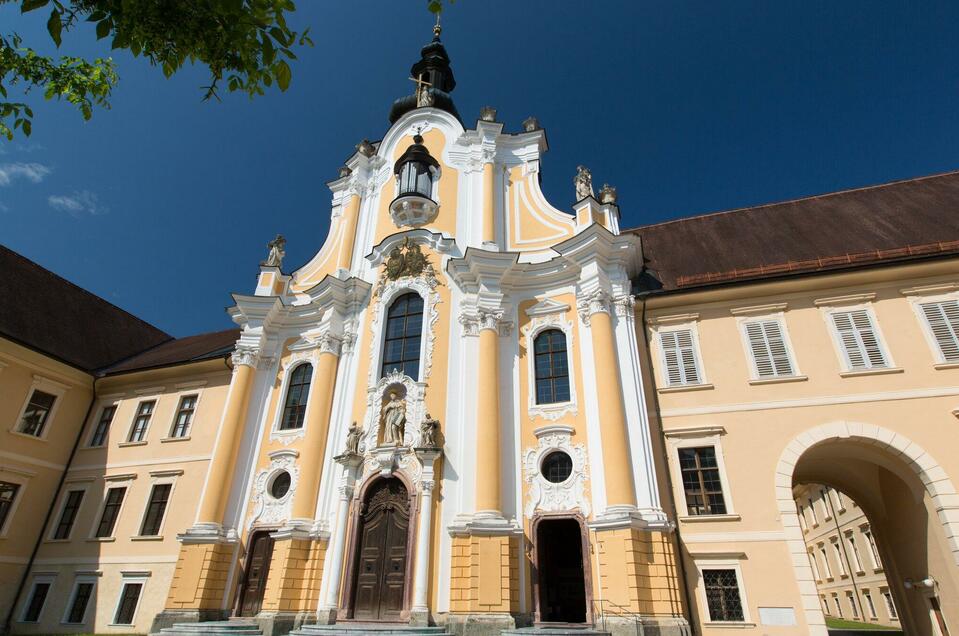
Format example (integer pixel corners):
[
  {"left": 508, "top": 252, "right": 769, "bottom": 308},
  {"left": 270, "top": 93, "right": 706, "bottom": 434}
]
[{"left": 3, "top": 22, "right": 959, "bottom": 636}]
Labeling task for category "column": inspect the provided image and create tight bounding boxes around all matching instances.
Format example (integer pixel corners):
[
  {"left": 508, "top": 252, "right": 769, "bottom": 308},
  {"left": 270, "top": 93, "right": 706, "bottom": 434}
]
[
  {"left": 581, "top": 292, "right": 637, "bottom": 510},
  {"left": 196, "top": 345, "right": 259, "bottom": 527},
  {"left": 411, "top": 448, "right": 441, "bottom": 625},
  {"left": 474, "top": 311, "right": 503, "bottom": 515},
  {"left": 319, "top": 455, "right": 362, "bottom": 622},
  {"left": 289, "top": 341, "right": 341, "bottom": 524},
  {"left": 335, "top": 193, "right": 360, "bottom": 272}
]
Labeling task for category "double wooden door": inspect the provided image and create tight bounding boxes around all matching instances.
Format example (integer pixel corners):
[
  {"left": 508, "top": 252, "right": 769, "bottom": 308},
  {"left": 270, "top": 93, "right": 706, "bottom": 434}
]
[
  {"left": 238, "top": 531, "right": 274, "bottom": 616},
  {"left": 352, "top": 478, "right": 410, "bottom": 621}
]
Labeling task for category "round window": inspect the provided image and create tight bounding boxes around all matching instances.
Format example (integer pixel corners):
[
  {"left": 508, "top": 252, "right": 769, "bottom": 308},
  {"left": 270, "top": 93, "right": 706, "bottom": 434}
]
[
  {"left": 541, "top": 451, "right": 573, "bottom": 484},
  {"left": 270, "top": 471, "right": 291, "bottom": 499}
]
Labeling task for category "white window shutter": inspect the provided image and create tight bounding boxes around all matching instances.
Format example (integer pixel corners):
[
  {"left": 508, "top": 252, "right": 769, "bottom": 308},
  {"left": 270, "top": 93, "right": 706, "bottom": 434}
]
[
  {"left": 660, "top": 329, "right": 701, "bottom": 386},
  {"left": 745, "top": 320, "right": 794, "bottom": 378},
  {"left": 920, "top": 301, "right": 959, "bottom": 362},
  {"left": 832, "top": 310, "right": 887, "bottom": 369}
]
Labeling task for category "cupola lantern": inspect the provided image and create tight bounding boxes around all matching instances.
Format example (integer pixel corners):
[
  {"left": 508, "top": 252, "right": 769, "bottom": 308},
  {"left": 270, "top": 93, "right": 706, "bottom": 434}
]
[{"left": 389, "top": 134, "right": 440, "bottom": 227}]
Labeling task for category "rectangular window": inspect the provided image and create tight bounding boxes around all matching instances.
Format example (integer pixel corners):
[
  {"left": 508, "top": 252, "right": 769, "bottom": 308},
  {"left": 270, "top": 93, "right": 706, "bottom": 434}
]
[
  {"left": 53, "top": 490, "right": 85, "bottom": 540},
  {"left": 113, "top": 582, "right": 142, "bottom": 624},
  {"left": 822, "top": 596, "right": 830, "bottom": 615},
  {"left": 65, "top": 582, "right": 94, "bottom": 624},
  {"left": 170, "top": 395, "right": 197, "bottom": 438},
  {"left": 17, "top": 389, "right": 57, "bottom": 437},
  {"left": 128, "top": 401, "right": 155, "bottom": 442},
  {"left": 847, "top": 534, "right": 864, "bottom": 572},
  {"left": 95, "top": 487, "right": 127, "bottom": 538},
  {"left": 22, "top": 581, "right": 51, "bottom": 622},
  {"left": 832, "top": 541, "right": 847, "bottom": 576},
  {"left": 808, "top": 497, "right": 819, "bottom": 524},
  {"left": 0, "top": 481, "right": 20, "bottom": 531},
  {"left": 821, "top": 490, "right": 831, "bottom": 519},
  {"left": 847, "top": 592, "right": 859, "bottom": 619},
  {"left": 819, "top": 546, "right": 832, "bottom": 578},
  {"left": 678, "top": 446, "right": 727, "bottom": 515},
  {"left": 660, "top": 329, "right": 702, "bottom": 386},
  {"left": 807, "top": 551, "right": 821, "bottom": 581},
  {"left": 920, "top": 300, "right": 959, "bottom": 362},
  {"left": 140, "top": 483, "right": 171, "bottom": 536},
  {"left": 797, "top": 504, "right": 807, "bottom": 531},
  {"left": 833, "top": 595, "right": 843, "bottom": 618},
  {"left": 864, "top": 591, "right": 877, "bottom": 619},
  {"left": 882, "top": 591, "right": 898, "bottom": 619},
  {"left": 832, "top": 310, "right": 888, "bottom": 369},
  {"left": 864, "top": 528, "right": 882, "bottom": 568},
  {"left": 702, "top": 568, "right": 744, "bottom": 622},
  {"left": 744, "top": 319, "right": 795, "bottom": 378},
  {"left": 89, "top": 405, "right": 116, "bottom": 447}
]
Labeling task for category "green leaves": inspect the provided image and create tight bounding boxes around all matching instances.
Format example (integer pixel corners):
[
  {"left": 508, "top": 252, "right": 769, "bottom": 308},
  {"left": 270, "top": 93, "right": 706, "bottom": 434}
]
[
  {"left": 275, "top": 60, "right": 290, "bottom": 92},
  {"left": 21, "top": 0, "right": 50, "bottom": 13},
  {"left": 47, "top": 8, "right": 62, "bottom": 47}
]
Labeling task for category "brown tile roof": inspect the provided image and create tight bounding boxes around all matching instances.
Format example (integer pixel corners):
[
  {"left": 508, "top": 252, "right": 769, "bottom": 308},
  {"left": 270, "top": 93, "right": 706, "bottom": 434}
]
[
  {"left": 101, "top": 328, "right": 241, "bottom": 375},
  {"left": 627, "top": 170, "right": 959, "bottom": 292},
  {"left": 0, "top": 245, "right": 172, "bottom": 372}
]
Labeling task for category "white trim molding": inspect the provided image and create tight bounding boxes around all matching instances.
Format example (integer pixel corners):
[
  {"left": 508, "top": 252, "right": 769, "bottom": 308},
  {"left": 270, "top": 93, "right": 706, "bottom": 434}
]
[
  {"left": 665, "top": 426, "right": 736, "bottom": 519},
  {"left": 521, "top": 298, "right": 578, "bottom": 421}
]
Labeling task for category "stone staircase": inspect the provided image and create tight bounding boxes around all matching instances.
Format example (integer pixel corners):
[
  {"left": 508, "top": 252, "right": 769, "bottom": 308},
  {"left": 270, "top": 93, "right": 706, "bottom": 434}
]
[
  {"left": 158, "top": 620, "right": 264, "bottom": 636},
  {"left": 292, "top": 624, "right": 452, "bottom": 636},
  {"left": 502, "top": 628, "right": 612, "bottom": 636}
]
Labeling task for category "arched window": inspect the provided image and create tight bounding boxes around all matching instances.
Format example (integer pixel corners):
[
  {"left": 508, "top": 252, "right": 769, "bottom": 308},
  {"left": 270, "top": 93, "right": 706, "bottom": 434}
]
[
  {"left": 381, "top": 293, "right": 424, "bottom": 379},
  {"left": 279, "top": 363, "right": 312, "bottom": 430},
  {"left": 533, "top": 329, "right": 570, "bottom": 404}
]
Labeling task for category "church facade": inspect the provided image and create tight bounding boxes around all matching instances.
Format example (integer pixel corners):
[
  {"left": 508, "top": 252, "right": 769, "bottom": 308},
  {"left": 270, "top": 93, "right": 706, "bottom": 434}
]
[{"left": 3, "top": 25, "right": 959, "bottom": 636}]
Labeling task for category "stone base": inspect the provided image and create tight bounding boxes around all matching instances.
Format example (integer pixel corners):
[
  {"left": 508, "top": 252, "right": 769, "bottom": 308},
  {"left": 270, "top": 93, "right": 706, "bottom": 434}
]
[
  {"left": 409, "top": 608, "right": 432, "bottom": 627},
  {"left": 596, "top": 616, "right": 691, "bottom": 636},
  {"left": 444, "top": 613, "right": 515, "bottom": 636},
  {"left": 256, "top": 611, "right": 315, "bottom": 636},
  {"left": 150, "top": 608, "right": 230, "bottom": 633},
  {"left": 315, "top": 607, "right": 338, "bottom": 625}
]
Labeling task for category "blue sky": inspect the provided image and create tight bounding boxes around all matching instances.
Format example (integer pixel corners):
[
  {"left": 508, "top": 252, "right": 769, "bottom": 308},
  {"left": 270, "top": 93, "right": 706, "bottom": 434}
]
[{"left": 2, "top": 1, "right": 958, "bottom": 338}]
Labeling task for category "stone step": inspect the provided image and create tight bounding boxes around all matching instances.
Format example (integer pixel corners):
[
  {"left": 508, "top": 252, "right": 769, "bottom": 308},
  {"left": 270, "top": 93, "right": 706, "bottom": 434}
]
[
  {"left": 501, "top": 628, "right": 612, "bottom": 636},
  {"left": 293, "top": 624, "right": 452, "bottom": 636},
  {"left": 160, "top": 621, "right": 264, "bottom": 636}
]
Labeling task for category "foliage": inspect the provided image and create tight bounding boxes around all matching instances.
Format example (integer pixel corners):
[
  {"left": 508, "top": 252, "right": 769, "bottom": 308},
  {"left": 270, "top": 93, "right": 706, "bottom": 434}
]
[
  {"left": 824, "top": 617, "right": 902, "bottom": 632},
  {"left": 0, "top": 0, "right": 314, "bottom": 139}
]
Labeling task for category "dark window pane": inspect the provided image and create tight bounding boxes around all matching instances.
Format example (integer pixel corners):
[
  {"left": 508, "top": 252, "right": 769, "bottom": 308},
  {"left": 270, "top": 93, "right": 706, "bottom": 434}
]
[
  {"left": 23, "top": 582, "right": 50, "bottom": 622},
  {"left": 533, "top": 329, "right": 571, "bottom": 405},
  {"left": 66, "top": 582, "right": 94, "bottom": 623},
  {"left": 0, "top": 481, "right": 20, "bottom": 531},
  {"left": 53, "top": 490, "right": 85, "bottom": 540},
  {"left": 90, "top": 405, "right": 116, "bottom": 446},
  {"left": 19, "top": 390, "right": 56, "bottom": 437},
  {"left": 542, "top": 452, "right": 573, "bottom": 483},
  {"left": 703, "top": 569, "right": 744, "bottom": 621},
  {"left": 170, "top": 395, "right": 197, "bottom": 438},
  {"left": 140, "top": 484, "right": 171, "bottom": 536},
  {"left": 679, "top": 447, "right": 727, "bottom": 516},
  {"left": 96, "top": 487, "right": 127, "bottom": 538},
  {"left": 280, "top": 364, "right": 312, "bottom": 430},
  {"left": 381, "top": 293, "right": 424, "bottom": 380},
  {"left": 114, "top": 583, "right": 142, "bottom": 624},
  {"left": 128, "top": 401, "right": 155, "bottom": 442}
]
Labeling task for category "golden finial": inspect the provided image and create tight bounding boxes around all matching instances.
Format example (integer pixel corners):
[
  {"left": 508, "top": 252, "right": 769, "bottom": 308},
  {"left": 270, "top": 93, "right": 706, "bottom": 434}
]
[{"left": 433, "top": 12, "right": 442, "bottom": 38}]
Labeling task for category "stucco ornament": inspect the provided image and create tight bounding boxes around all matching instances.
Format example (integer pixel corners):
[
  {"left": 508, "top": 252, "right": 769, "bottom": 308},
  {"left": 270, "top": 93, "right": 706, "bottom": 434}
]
[
  {"left": 261, "top": 234, "right": 286, "bottom": 268},
  {"left": 384, "top": 238, "right": 435, "bottom": 282},
  {"left": 574, "top": 165, "right": 594, "bottom": 201},
  {"left": 248, "top": 451, "right": 299, "bottom": 528},
  {"left": 523, "top": 425, "right": 590, "bottom": 518}
]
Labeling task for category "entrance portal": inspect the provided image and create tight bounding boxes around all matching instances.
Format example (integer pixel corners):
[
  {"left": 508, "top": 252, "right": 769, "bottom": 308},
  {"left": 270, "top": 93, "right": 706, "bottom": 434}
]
[
  {"left": 237, "top": 530, "right": 274, "bottom": 616},
  {"left": 351, "top": 477, "right": 410, "bottom": 621},
  {"left": 535, "top": 517, "right": 589, "bottom": 624}
]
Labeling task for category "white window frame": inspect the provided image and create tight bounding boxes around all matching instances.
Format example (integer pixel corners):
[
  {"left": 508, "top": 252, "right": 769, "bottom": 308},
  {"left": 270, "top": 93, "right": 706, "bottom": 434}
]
[
  {"left": 664, "top": 426, "right": 737, "bottom": 520},
  {"left": 134, "top": 470, "right": 180, "bottom": 539},
  {"left": 270, "top": 356, "right": 318, "bottom": 442},
  {"left": 818, "top": 544, "right": 832, "bottom": 579},
  {"left": 0, "top": 469, "right": 31, "bottom": 538},
  {"left": 863, "top": 589, "right": 878, "bottom": 620},
  {"left": 521, "top": 300, "right": 579, "bottom": 420},
  {"left": 654, "top": 320, "right": 708, "bottom": 389},
  {"left": 87, "top": 474, "right": 135, "bottom": 540},
  {"left": 808, "top": 497, "right": 819, "bottom": 526},
  {"left": 821, "top": 302, "right": 895, "bottom": 373},
  {"left": 12, "top": 375, "right": 69, "bottom": 441},
  {"left": 821, "top": 489, "right": 832, "bottom": 521},
  {"left": 693, "top": 557, "right": 752, "bottom": 625},
  {"left": 846, "top": 531, "right": 864, "bottom": 573},
  {"left": 862, "top": 525, "right": 883, "bottom": 570},
  {"left": 164, "top": 388, "right": 204, "bottom": 441},
  {"left": 832, "top": 593, "right": 843, "bottom": 618},
  {"left": 903, "top": 288, "right": 959, "bottom": 366},
  {"left": 110, "top": 572, "right": 149, "bottom": 626},
  {"left": 807, "top": 549, "right": 822, "bottom": 582},
  {"left": 881, "top": 588, "right": 898, "bottom": 620},
  {"left": 19, "top": 574, "right": 56, "bottom": 623},
  {"left": 86, "top": 398, "right": 120, "bottom": 448},
  {"left": 847, "top": 591, "right": 860, "bottom": 619},
  {"left": 735, "top": 311, "right": 802, "bottom": 382},
  {"left": 125, "top": 399, "right": 157, "bottom": 444},
  {"left": 48, "top": 481, "right": 90, "bottom": 541},
  {"left": 797, "top": 503, "right": 808, "bottom": 532},
  {"left": 61, "top": 575, "right": 98, "bottom": 625},
  {"left": 831, "top": 538, "right": 848, "bottom": 576},
  {"left": 371, "top": 285, "right": 432, "bottom": 383}
]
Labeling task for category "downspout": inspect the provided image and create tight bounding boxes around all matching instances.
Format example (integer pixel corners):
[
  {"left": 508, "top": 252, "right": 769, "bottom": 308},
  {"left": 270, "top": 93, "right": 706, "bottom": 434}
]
[
  {"left": 2, "top": 376, "right": 98, "bottom": 635},
  {"left": 639, "top": 293, "right": 698, "bottom": 635}
]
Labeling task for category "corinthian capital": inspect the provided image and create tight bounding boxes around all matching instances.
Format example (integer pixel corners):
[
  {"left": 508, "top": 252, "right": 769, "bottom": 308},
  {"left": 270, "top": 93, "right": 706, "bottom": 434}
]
[
  {"left": 459, "top": 307, "right": 512, "bottom": 337},
  {"left": 231, "top": 345, "right": 261, "bottom": 369},
  {"left": 317, "top": 332, "right": 343, "bottom": 357},
  {"left": 577, "top": 290, "right": 612, "bottom": 325}
]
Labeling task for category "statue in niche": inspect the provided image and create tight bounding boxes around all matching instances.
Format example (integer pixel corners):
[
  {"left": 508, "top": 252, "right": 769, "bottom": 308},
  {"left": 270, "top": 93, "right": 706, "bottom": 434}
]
[
  {"left": 262, "top": 234, "right": 286, "bottom": 268},
  {"left": 382, "top": 391, "right": 407, "bottom": 446},
  {"left": 344, "top": 421, "right": 362, "bottom": 455},
  {"left": 573, "top": 165, "right": 594, "bottom": 201},
  {"left": 419, "top": 413, "right": 439, "bottom": 447}
]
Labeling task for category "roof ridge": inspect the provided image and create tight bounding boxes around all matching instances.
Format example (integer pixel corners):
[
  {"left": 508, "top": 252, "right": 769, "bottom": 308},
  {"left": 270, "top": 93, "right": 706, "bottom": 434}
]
[
  {"left": 626, "top": 169, "right": 959, "bottom": 232},
  {"left": 0, "top": 243, "right": 172, "bottom": 340}
]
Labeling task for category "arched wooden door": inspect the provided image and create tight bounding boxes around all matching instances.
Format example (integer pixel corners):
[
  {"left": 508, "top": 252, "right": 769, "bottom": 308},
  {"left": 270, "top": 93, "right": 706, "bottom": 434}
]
[{"left": 351, "top": 478, "right": 410, "bottom": 621}]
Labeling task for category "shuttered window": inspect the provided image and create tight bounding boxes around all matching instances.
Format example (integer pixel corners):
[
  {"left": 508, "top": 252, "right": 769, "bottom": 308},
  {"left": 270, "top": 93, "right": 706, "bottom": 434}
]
[
  {"left": 919, "top": 300, "right": 959, "bottom": 362},
  {"left": 660, "top": 329, "right": 702, "bottom": 386},
  {"left": 831, "top": 310, "right": 887, "bottom": 369},
  {"left": 744, "top": 320, "right": 794, "bottom": 378}
]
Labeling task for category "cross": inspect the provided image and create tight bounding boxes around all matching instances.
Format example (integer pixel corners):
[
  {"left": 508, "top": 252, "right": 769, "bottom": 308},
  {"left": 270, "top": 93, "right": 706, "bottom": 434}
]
[{"left": 409, "top": 73, "right": 432, "bottom": 96}]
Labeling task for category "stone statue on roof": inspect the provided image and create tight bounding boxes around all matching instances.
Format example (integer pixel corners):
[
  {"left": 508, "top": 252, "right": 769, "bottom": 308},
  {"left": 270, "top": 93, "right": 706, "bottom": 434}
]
[
  {"left": 262, "top": 234, "right": 286, "bottom": 268},
  {"left": 574, "top": 165, "right": 594, "bottom": 201}
]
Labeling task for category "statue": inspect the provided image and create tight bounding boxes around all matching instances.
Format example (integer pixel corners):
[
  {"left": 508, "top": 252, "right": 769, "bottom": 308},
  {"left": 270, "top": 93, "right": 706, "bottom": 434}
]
[
  {"left": 420, "top": 413, "right": 439, "bottom": 447},
  {"left": 574, "top": 165, "right": 594, "bottom": 201},
  {"left": 522, "top": 116, "right": 540, "bottom": 132},
  {"left": 345, "top": 421, "right": 362, "bottom": 455},
  {"left": 262, "top": 234, "right": 286, "bottom": 268},
  {"left": 382, "top": 392, "right": 407, "bottom": 445},
  {"left": 356, "top": 139, "right": 376, "bottom": 157}
]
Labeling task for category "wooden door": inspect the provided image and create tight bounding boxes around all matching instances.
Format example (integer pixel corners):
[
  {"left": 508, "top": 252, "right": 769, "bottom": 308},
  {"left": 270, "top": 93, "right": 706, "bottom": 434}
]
[
  {"left": 238, "top": 531, "right": 274, "bottom": 616},
  {"left": 352, "top": 478, "right": 410, "bottom": 621}
]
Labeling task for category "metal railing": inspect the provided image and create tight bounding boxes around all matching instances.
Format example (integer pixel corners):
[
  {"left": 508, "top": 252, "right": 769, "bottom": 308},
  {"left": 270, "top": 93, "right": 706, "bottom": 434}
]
[{"left": 592, "top": 598, "right": 644, "bottom": 634}]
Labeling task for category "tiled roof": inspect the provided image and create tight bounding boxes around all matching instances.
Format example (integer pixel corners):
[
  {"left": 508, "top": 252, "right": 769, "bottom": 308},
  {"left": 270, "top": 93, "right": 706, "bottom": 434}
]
[{"left": 101, "top": 328, "right": 241, "bottom": 375}]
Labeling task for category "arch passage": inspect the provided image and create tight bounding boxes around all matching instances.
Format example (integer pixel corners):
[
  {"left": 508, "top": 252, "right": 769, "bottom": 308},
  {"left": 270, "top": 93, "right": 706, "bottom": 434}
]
[
  {"left": 534, "top": 516, "right": 590, "bottom": 624},
  {"left": 351, "top": 477, "right": 411, "bottom": 621}
]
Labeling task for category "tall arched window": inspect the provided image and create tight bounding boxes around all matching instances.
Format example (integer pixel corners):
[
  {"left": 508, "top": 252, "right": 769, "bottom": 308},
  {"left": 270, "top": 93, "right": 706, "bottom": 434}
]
[
  {"left": 280, "top": 363, "right": 312, "bottom": 430},
  {"left": 381, "top": 293, "right": 424, "bottom": 379},
  {"left": 534, "top": 329, "right": 570, "bottom": 404}
]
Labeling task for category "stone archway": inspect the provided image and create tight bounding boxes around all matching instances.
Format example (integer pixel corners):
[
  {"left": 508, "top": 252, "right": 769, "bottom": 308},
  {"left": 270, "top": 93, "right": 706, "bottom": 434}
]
[{"left": 775, "top": 422, "right": 959, "bottom": 635}]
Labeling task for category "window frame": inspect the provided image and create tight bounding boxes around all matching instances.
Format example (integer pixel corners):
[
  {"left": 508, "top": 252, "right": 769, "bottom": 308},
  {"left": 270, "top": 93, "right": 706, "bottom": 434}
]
[
  {"left": 111, "top": 574, "right": 148, "bottom": 626},
  {"left": 881, "top": 588, "right": 898, "bottom": 620},
  {"left": 904, "top": 288, "right": 959, "bottom": 366},
  {"left": 532, "top": 328, "right": 572, "bottom": 405},
  {"left": 845, "top": 531, "right": 864, "bottom": 573},
  {"left": 49, "top": 484, "right": 88, "bottom": 541},
  {"left": 818, "top": 543, "right": 833, "bottom": 580},
  {"left": 0, "top": 473, "right": 28, "bottom": 538},
  {"left": 89, "top": 477, "right": 133, "bottom": 540},
  {"left": 12, "top": 375, "right": 69, "bottom": 440},
  {"left": 87, "top": 401, "right": 119, "bottom": 448},
  {"left": 126, "top": 400, "right": 157, "bottom": 443},
  {"left": 652, "top": 317, "right": 710, "bottom": 391},
  {"left": 61, "top": 576, "right": 98, "bottom": 625},
  {"left": 135, "top": 471, "right": 179, "bottom": 538},
  {"left": 664, "top": 427, "right": 737, "bottom": 520},
  {"left": 735, "top": 310, "right": 802, "bottom": 382},
  {"left": 19, "top": 575, "right": 56, "bottom": 623},
  {"left": 821, "top": 303, "right": 895, "bottom": 373},
  {"left": 831, "top": 538, "right": 848, "bottom": 577},
  {"left": 862, "top": 525, "right": 883, "bottom": 570},
  {"left": 270, "top": 359, "right": 317, "bottom": 437},
  {"left": 167, "top": 392, "right": 200, "bottom": 439},
  {"left": 693, "top": 558, "right": 752, "bottom": 625},
  {"left": 522, "top": 301, "right": 579, "bottom": 420},
  {"left": 379, "top": 291, "right": 426, "bottom": 381}
]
